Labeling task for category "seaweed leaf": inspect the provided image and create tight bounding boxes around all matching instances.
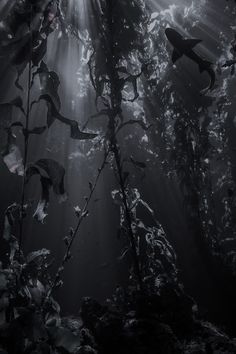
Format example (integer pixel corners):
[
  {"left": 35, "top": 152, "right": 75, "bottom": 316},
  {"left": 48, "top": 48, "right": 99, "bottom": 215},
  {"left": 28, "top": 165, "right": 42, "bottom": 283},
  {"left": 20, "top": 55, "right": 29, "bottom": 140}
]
[
  {"left": 2, "top": 145, "right": 24, "bottom": 176},
  {"left": 116, "top": 119, "right": 151, "bottom": 134},
  {"left": 31, "top": 61, "right": 61, "bottom": 126},
  {"left": 31, "top": 94, "right": 98, "bottom": 140},
  {"left": 33, "top": 176, "right": 52, "bottom": 223},
  {"left": 0, "top": 98, "right": 25, "bottom": 175},
  {"left": 27, "top": 249, "right": 51, "bottom": 264},
  {"left": 0, "top": 120, "right": 26, "bottom": 175},
  {"left": 35, "top": 159, "right": 67, "bottom": 198},
  {"left": 130, "top": 156, "right": 147, "bottom": 169},
  {"left": 3, "top": 203, "right": 21, "bottom": 241},
  {"left": 0, "top": 97, "right": 24, "bottom": 128},
  {"left": 26, "top": 159, "right": 67, "bottom": 223},
  {"left": 222, "top": 59, "right": 236, "bottom": 68}
]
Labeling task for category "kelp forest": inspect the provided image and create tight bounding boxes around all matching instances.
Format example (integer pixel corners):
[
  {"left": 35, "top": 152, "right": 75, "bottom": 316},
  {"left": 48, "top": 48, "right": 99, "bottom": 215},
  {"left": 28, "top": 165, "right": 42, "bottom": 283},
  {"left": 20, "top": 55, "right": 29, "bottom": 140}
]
[{"left": 1, "top": 0, "right": 236, "bottom": 353}]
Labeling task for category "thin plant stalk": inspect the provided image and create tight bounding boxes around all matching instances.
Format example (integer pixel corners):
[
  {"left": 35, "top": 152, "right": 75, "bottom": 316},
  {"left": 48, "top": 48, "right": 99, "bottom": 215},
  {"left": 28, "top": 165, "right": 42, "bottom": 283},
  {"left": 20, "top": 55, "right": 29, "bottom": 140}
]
[
  {"left": 44, "top": 148, "right": 109, "bottom": 302},
  {"left": 112, "top": 140, "right": 144, "bottom": 291},
  {"left": 19, "top": 7, "right": 33, "bottom": 250}
]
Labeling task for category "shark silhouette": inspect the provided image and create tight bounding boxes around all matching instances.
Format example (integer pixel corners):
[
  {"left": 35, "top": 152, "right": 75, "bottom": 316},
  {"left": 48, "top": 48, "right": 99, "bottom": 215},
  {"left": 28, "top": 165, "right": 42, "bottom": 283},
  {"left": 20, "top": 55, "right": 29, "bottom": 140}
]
[{"left": 165, "top": 28, "right": 215, "bottom": 92}]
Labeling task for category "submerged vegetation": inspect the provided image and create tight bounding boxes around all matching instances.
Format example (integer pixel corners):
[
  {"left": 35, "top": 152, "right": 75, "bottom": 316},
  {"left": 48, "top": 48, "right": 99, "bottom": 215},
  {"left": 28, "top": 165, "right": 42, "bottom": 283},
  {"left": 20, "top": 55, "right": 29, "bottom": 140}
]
[{"left": 0, "top": 0, "right": 236, "bottom": 353}]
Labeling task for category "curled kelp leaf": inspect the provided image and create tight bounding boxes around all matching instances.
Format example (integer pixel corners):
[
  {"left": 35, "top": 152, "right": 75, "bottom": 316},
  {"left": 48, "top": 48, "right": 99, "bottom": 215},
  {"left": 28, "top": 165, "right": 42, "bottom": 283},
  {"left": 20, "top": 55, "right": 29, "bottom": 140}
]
[
  {"left": 31, "top": 61, "right": 61, "bottom": 126},
  {"left": 1, "top": 123, "right": 24, "bottom": 176},
  {"left": 26, "top": 159, "right": 67, "bottom": 223},
  {"left": 31, "top": 94, "right": 98, "bottom": 140}
]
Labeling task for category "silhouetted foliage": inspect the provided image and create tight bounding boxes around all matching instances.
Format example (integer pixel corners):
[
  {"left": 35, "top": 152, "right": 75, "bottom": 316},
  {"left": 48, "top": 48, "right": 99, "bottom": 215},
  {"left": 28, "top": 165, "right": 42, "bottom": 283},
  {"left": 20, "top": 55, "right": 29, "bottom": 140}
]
[{"left": 1, "top": 0, "right": 236, "bottom": 353}]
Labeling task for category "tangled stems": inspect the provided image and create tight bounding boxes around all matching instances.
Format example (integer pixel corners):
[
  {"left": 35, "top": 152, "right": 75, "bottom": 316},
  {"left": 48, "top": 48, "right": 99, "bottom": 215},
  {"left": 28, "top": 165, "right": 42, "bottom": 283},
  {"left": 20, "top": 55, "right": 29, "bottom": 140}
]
[
  {"left": 111, "top": 134, "right": 144, "bottom": 292},
  {"left": 91, "top": 0, "right": 144, "bottom": 292}
]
